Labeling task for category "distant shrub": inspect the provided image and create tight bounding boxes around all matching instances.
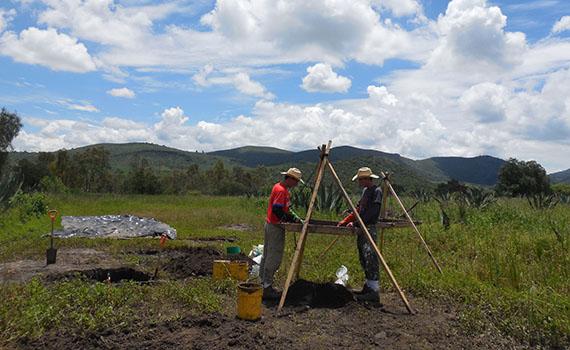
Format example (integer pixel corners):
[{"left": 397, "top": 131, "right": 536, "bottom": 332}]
[
  {"left": 9, "top": 191, "right": 48, "bottom": 221},
  {"left": 551, "top": 183, "right": 570, "bottom": 196},
  {"left": 40, "top": 176, "right": 69, "bottom": 194}
]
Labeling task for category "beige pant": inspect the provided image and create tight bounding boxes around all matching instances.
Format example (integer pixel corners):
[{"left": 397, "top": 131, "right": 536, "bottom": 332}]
[{"left": 260, "top": 223, "right": 285, "bottom": 287}]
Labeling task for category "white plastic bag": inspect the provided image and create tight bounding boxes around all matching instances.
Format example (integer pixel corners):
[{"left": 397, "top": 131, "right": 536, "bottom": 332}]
[
  {"left": 335, "top": 265, "right": 349, "bottom": 286},
  {"left": 248, "top": 244, "right": 264, "bottom": 278}
]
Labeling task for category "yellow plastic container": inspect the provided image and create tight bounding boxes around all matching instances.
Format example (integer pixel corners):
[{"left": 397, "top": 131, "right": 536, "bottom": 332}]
[
  {"left": 228, "top": 261, "right": 249, "bottom": 281},
  {"left": 212, "top": 260, "right": 231, "bottom": 280},
  {"left": 237, "top": 282, "right": 262, "bottom": 321},
  {"left": 213, "top": 260, "right": 249, "bottom": 281}
]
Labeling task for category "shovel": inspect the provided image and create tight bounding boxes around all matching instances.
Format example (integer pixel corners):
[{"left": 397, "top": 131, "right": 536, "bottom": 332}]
[{"left": 46, "top": 209, "right": 58, "bottom": 265}]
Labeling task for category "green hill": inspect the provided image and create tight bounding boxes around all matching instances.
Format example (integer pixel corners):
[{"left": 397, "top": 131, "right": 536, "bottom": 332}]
[
  {"left": 8, "top": 142, "right": 520, "bottom": 189},
  {"left": 550, "top": 168, "right": 570, "bottom": 184},
  {"left": 8, "top": 143, "right": 237, "bottom": 172},
  {"left": 416, "top": 156, "right": 505, "bottom": 186}
]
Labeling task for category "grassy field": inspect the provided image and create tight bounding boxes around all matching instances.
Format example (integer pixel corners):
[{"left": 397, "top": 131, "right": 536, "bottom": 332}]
[{"left": 0, "top": 193, "right": 569, "bottom": 347}]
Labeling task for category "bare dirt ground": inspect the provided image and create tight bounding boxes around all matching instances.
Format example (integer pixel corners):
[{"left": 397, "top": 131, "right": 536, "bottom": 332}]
[
  {"left": 17, "top": 292, "right": 526, "bottom": 350},
  {"left": 0, "top": 248, "right": 122, "bottom": 283},
  {"left": 2, "top": 245, "right": 529, "bottom": 349}
]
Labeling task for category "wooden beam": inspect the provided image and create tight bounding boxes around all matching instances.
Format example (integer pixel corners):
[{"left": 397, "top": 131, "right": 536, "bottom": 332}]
[
  {"left": 381, "top": 172, "right": 443, "bottom": 275},
  {"left": 279, "top": 220, "right": 422, "bottom": 235},
  {"left": 327, "top": 161, "right": 415, "bottom": 314},
  {"left": 277, "top": 141, "right": 331, "bottom": 313}
]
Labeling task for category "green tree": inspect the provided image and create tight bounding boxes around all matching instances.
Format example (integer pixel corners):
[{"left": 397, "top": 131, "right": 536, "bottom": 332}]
[
  {"left": 496, "top": 158, "right": 550, "bottom": 197},
  {"left": 15, "top": 158, "right": 50, "bottom": 191},
  {"left": 126, "top": 157, "right": 162, "bottom": 194},
  {"left": 70, "top": 147, "right": 112, "bottom": 192},
  {"left": 0, "top": 108, "right": 23, "bottom": 208},
  {"left": 0, "top": 108, "right": 22, "bottom": 172}
]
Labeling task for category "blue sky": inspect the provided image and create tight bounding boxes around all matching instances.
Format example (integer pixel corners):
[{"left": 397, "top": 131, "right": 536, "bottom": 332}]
[{"left": 0, "top": 0, "right": 569, "bottom": 172}]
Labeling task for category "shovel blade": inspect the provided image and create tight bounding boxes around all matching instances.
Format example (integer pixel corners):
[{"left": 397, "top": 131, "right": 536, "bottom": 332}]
[{"left": 46, "top": 248, "right": 57, "bottom": 265}]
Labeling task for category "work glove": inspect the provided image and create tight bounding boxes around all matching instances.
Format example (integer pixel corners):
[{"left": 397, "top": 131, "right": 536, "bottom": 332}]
[
  {"left": 289, "top": 208, "right": 304, "bottom": 223},
  {"left": 337, "top": 212, "right": 355, "bottom": 226}
]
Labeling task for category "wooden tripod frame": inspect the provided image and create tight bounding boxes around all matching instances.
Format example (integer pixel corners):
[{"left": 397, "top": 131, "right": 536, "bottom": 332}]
[{"left": 277, "top": 141, "right": 421, "bottom": 314}]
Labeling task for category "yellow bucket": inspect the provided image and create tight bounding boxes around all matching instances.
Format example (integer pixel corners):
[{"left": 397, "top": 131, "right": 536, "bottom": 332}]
[
  {"left": 213, "top": 260, "right": 249, "bottom": 281},
  {"left": 237, "top": 282, "right": 262, "bottom": 321},
  {"left": 228, "top": 261, "right": 249, "bottom": 281},
  {"left": 212, "top": 260, "right": 231, "bottom": 280}
]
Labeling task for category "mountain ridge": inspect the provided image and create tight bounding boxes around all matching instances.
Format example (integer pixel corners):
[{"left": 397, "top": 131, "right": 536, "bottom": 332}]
[{"left": 7, "top": 142, "right": 520, "bottom": 186}]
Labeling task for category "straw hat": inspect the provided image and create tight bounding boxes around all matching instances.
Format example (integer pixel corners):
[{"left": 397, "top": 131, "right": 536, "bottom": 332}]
[
  {"left": 281, "top": 167, "right": 304, "bottom": 183},
  {"left": 351, "top": 167, "right": 379, "bottom": 181}
]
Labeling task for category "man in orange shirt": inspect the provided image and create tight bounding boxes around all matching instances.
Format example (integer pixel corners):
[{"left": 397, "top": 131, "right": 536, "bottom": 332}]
[{"left": 261, "top": 167, "right": 303, "bottom": 300}]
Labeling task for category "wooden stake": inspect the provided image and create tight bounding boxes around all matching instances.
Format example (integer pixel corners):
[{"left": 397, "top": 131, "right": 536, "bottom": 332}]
[
  {"left": 327, "top": 161, "right": 415, "bottom": 314},
  {"left": 381, "top": 172, "right": 443, "bottom": 275},
  {"left": 277, "top": 141, "right": 331, "bottom": 313}
]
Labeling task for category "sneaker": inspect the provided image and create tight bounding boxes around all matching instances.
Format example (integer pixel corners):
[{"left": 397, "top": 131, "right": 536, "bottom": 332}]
[
  {"left": 355, "top": 289, "right": 380, "bottom": 303},
  {"left": 262, "top": 286, "right": 281, "bottom": 300}
]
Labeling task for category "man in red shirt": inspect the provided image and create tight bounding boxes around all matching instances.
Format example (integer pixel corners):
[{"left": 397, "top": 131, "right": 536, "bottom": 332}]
[{"left": 261, "top": 167, "right": 303, "bottom": 300}]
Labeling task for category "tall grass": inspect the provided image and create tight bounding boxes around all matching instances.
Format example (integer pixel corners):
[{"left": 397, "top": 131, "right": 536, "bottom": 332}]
[{"left": 0, "top": 193, "right": 568, "bottom": 347}]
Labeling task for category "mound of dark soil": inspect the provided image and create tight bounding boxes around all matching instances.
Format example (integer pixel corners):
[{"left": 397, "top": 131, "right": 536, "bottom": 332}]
[
  {"left": 163, "top": 247, "right": 223, "bottom": 278},
  {"left": 286, "top": 279, "right": 355, "bottom": 308}
]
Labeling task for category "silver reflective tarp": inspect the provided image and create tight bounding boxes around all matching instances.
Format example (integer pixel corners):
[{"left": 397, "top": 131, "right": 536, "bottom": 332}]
[{"left": 53, "top": 215, "right": 177, "bottom": 239}]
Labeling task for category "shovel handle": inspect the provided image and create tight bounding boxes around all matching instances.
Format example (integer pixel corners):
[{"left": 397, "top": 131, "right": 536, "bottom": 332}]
[{"left": 48, "top": 209, "right": 58, "bottom": 222}]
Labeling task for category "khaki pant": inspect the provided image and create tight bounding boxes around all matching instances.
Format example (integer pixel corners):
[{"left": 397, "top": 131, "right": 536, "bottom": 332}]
[{"left": 260, "top": 223, "right": 285, "bottom": 287}]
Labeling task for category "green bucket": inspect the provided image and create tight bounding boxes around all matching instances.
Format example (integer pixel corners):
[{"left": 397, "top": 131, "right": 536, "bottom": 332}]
[{"left": 226, "top": 246, "right": 241, "bottom": 255}]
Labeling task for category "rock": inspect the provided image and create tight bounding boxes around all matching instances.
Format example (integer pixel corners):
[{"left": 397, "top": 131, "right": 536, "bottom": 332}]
[{"left": 375, "top": 331, "right": 387, "bottom": 339}]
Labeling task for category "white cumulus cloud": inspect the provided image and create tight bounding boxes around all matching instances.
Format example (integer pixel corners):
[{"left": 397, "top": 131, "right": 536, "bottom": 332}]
[
  {"left": 0, "top": 27, "right": 97, "bottom": 73},
  {"left": 0, "top": 8, "right": 16, "bottom": 33},
  {"left": 459, "top": 82, "right": 509, "bottom": 123},
  {"left": 301, "top": 63, "right": 351, "bottom": 93},
  {"left": 193, "top": 65, "right": 274, "bottom": 99},
  {"left": 552, "top": 16, "right": 570, "bottom": 34},
  {"left": 107, "top": 87, "right": 135, "bottom": 98},
  {"left": 372, "top": 0, "right": 423, "bottom": 17}
]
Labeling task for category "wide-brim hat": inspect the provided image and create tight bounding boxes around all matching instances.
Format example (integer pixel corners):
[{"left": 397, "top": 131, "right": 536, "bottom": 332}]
[
  {"left": 351, "top": 167, "right": 380, "bottom": 181},
  {"left": 281, "top": 167, "right": 304, "bottom": 184}
]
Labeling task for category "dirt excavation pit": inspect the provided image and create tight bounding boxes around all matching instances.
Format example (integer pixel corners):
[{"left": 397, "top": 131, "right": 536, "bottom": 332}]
[
  {"left": 284, "top": 279, "right": 355, "bottom": 308},
  {"left": 45, "top": 267, "right": 152, "bottom": 283},
  {"left": 136, "top": 246, "right": 253, "bottom": 279}
]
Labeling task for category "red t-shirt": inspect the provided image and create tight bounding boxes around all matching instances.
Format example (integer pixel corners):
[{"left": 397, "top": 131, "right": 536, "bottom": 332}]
[{"left": 266, "top": 182, "right": 290, "bottom": 224}]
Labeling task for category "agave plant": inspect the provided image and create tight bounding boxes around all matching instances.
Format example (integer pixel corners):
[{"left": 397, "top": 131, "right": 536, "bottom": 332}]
[
  {"left": 290, "top": 181, "right": 345, "bottom": 215},
  {"left": 0, "top": 171, "right": 22, "bottom": 211},
  {"left": 411, "top": 189, "right": 432, "bottom": 203},
  {"left": 463, "top": 187, "right": 496, "bottom": 210},
  {"left": 433, "top": 192, "right": 451, "bottom": 230},
  {"left": 527, "top": 193, "right": 559, "bottom": 210},
  {"left": 559, "top": 194, "right": 570, "bottom": 205},
  {"left": 316, "top": 182, "right": 345, "bottom": 214}
]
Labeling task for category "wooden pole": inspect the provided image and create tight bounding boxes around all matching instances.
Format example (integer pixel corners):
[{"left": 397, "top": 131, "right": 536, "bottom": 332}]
[
  {"left": 381, "top": 172, "right": 443, "bottom": 274},
  {"left": 327, "top": 161, "right": 415, "bottom": 314},
  {"left": 293, "top": 142, "right": 331, "bottom": 278},
  {"left": 379, "top": 175, "right": 390, "bottom": 253},
  {"left": 317, "top": 236, "right": 341, "bottom": 260},
  {"left": 277, "top": 141, "right": 331, "bottom": 313}
]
